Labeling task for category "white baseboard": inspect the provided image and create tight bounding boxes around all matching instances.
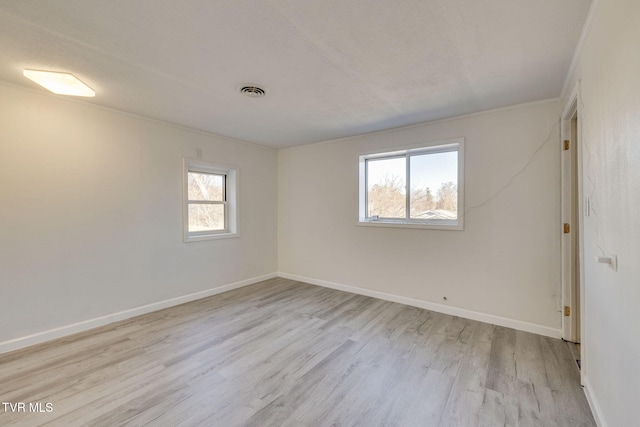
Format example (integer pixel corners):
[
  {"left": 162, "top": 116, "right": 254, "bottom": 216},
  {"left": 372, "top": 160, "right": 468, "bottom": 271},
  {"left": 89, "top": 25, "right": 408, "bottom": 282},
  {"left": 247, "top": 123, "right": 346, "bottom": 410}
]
[
  {"left": 0, "top": 273, "right": 277, "bottom": 355},
  {"left": 1, "top": 271, "right": 562, "bottom": 355},
  {"left": 278, "top": 272, "right": 562, "bottom": 339},
  {"left": 582, "top": 375, "right": 607, "bottom": 427}
]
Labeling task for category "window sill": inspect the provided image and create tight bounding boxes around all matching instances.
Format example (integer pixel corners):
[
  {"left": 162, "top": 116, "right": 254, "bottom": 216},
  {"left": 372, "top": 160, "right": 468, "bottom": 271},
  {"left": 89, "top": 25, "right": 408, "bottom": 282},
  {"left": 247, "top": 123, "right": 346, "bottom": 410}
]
[
  {"left": 357, "top": 220, "right": 463, "bottom": 231},
  {"left": 184, "top": 232, "right": 239, "bottom": 243}
]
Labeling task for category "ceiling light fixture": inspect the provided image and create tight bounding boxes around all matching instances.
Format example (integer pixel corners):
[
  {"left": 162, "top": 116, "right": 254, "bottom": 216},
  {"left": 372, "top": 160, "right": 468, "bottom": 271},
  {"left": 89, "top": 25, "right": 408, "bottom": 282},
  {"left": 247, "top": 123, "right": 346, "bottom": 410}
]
[
  {"left": 239, "top": 85, "right": 266, "bottom": 98},
  {"left": 23, "top": 69, "right": 95, "bottom": 97}
]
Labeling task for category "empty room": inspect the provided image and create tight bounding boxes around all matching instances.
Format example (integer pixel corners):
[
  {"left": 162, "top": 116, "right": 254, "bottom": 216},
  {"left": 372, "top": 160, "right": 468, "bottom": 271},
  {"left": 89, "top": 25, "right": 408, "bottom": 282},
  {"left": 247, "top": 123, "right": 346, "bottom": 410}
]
[{"left": 0, "top": 0, "right": 637, "bottom": 426}]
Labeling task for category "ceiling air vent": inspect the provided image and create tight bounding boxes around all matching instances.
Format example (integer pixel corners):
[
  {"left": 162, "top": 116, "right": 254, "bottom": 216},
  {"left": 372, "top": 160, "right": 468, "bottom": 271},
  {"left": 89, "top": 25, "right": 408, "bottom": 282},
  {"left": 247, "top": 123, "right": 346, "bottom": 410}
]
[{"left": 240, "top": 85, "right": 266, "bottom": 98}]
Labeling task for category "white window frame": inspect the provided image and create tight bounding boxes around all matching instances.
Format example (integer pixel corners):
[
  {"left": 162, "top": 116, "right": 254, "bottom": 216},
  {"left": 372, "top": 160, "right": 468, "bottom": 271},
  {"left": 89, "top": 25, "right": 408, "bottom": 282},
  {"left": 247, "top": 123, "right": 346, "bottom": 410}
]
[
  {"left": 183, "top": 158, "right": 238, "bottom": 242},
  {"left": 358, "top": 138, "right": 464, "bottom": 230}
]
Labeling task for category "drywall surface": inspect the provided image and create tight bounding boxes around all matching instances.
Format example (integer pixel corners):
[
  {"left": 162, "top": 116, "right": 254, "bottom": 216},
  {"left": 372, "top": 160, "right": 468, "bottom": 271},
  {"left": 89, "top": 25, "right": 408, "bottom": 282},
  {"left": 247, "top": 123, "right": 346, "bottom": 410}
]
[
  {"left": 562, "top": 0, "right": 640, "bottom": 425},
  {"left": 0, "top": 83, "right": 277, "bottom": 345},
  {"left": 279, "top": 100, "right": 562, "bottom": 329}
]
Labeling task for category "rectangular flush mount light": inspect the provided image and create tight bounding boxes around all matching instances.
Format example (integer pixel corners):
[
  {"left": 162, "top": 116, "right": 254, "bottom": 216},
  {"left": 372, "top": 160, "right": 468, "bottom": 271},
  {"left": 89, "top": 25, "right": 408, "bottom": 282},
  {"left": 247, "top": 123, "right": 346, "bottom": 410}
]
[{"left": 23, "top": 69, "right": 95, "bottom": 97}]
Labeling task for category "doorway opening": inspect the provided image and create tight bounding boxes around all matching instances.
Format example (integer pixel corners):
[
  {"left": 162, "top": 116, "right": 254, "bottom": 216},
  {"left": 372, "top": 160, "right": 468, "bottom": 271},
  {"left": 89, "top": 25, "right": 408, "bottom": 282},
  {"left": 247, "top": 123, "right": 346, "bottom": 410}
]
[{"left": 561, "top": 83, "right": 585, "bottom": 381}]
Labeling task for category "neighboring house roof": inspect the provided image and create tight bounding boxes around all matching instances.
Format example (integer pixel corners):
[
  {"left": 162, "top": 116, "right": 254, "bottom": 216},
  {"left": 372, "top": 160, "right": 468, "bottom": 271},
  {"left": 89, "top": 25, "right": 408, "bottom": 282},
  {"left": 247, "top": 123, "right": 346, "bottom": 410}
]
[{"left": 412, "top": 209, "right": 457, "bottom": 220}]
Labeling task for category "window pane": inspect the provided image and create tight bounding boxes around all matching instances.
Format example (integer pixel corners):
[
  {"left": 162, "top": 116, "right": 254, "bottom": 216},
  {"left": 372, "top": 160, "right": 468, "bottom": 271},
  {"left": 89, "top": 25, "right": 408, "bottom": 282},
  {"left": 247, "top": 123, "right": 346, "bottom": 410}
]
[
  {"left": 409, "top": 151, "right": 458, "bottom": 220},
  {"left": 188, "top": 172, "right": 224, "bottom": 201},
  {"left": 188, "top": 204, "right": 225, "bottom": 232},
  {"left": 367, "top": 157, "right": 406, "bottom": 219}
]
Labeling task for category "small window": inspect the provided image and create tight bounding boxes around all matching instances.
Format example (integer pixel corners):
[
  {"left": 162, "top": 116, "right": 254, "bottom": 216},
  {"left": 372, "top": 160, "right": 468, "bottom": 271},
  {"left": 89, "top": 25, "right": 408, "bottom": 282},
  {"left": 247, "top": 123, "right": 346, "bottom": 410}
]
[
  {"left": 183, "top": 159, "right": 238, "bottom": 242},
  {"left": 358, "top": 138, "right": 464, "bottom": 230}
]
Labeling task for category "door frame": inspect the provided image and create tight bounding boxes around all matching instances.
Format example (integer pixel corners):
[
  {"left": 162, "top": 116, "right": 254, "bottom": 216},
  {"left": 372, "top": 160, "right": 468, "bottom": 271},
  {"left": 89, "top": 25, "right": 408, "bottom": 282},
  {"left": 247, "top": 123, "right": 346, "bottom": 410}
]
[{"left": 561, "top": 81, "right": 586, "bottom": 381}]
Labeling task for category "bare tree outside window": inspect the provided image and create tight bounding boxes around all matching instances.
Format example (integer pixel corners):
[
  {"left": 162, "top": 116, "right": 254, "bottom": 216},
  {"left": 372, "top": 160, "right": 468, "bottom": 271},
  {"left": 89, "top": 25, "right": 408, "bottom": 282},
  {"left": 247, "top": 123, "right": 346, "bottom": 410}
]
[
  {"left": 365, "top": 150, "right": 458, "bottom": 221},
  {"left": 359, "top": 140, "right": 463, "bottom": 229},
  {"left": 187, "top": 172, "right": 225, "bottom": 231},
  {"left": 367, "top": 156, "right": 406, "bottom": 218},
  {"left": 436, "top": 181, "right": 457, "bottom": 211}
]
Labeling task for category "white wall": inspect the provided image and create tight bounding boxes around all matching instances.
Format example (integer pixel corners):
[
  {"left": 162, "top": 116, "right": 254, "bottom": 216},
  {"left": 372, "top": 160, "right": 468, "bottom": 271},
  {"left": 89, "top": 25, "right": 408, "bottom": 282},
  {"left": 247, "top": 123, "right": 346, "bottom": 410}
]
[
  {"left": 0, "top": 83, "right": 278, "bottom": 347},
  {"left": 562, "top": 0, "right": 640, "bottom": 425},
  {"left": 279, "top": 100, "right": 562, "bottom": 333}
]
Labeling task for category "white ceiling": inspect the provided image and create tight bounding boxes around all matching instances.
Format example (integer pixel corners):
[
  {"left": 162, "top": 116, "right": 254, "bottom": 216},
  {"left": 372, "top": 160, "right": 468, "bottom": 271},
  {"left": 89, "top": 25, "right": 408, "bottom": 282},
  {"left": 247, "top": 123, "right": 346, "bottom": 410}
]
[{"left": 0, "top": 0, "right": 591, "bottom": 148}]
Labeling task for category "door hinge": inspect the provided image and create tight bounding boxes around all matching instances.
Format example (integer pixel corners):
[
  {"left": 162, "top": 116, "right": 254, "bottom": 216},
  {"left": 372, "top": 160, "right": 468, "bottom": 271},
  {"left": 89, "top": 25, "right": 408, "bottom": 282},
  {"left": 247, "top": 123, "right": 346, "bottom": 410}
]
[
  {"left": 564, "top": 306, "right": 571, "bottom": 317},
  {"left": 563, "top": 223, "right": 570, "bottom": 233},
  {"left": 564, "top": 140, "right": 570, "bottom": 150}
]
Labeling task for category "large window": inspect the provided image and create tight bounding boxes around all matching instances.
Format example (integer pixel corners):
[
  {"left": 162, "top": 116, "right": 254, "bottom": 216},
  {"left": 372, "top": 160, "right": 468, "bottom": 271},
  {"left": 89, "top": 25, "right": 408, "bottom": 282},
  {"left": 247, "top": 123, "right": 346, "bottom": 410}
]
[
  {"left": 183, "top": 159, "right": 238, "bottom": 242},
  {"left": 358, "top": 138, "right": 464, "bottom": 230}
]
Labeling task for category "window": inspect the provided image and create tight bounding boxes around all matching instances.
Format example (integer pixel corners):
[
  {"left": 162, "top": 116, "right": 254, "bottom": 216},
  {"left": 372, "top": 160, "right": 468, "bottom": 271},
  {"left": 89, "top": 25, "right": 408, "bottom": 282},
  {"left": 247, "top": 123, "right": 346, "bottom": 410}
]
[
  {"left": 183, "top": 159, "right": 238, "bottom": 242},
  {"left": 358, "top": 138, "right": 464, "bottom": 230}
]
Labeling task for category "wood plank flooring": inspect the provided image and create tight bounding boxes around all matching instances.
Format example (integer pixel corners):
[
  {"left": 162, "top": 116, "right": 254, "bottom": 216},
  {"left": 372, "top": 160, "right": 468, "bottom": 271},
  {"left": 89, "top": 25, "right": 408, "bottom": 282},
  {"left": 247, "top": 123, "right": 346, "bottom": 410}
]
[{"left": 0, "top": 278, "right": 595, "bottom": 426}]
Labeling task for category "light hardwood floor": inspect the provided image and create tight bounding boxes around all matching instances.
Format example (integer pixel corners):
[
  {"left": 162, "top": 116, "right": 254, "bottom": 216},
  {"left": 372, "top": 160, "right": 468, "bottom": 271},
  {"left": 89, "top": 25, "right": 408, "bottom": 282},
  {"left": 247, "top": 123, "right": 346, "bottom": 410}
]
[{"left": 0, "top": 278, "right": 595, "bottom": 426}]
